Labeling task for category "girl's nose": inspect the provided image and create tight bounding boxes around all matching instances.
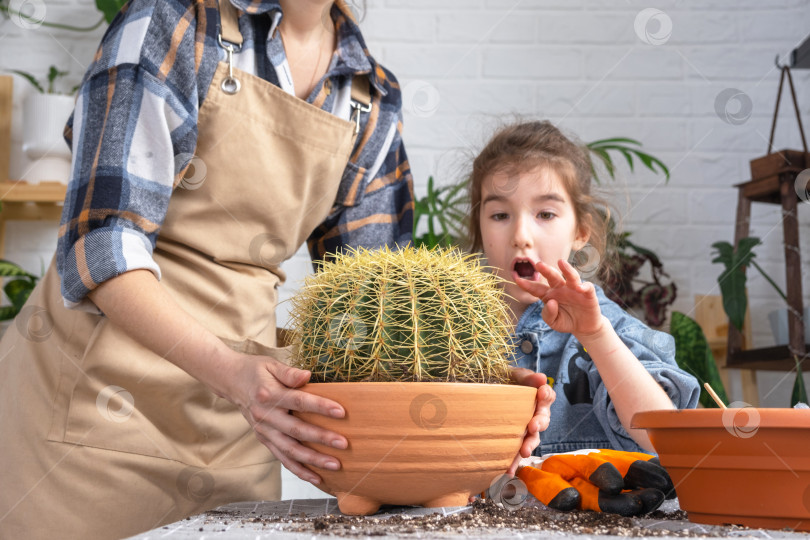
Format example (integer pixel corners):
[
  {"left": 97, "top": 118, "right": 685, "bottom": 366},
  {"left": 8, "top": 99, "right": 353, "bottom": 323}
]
[{"left": 512, "top": 215, "right": 533, "bottom": 248}]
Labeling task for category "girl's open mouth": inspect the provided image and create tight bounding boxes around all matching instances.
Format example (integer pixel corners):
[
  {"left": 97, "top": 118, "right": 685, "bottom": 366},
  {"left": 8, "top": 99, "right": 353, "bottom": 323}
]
[{"left": 512, "top": 258, "right": 540, "bottom": 281}]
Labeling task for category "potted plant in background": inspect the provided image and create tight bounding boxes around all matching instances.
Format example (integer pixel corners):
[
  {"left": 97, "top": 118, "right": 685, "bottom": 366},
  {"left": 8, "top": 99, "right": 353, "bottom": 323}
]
[
  {"left": 0, "top": 0, "right": 126, "bottom": 183},
  {"left": 8, "top": 66, "right": 78, "bottom": 184},
  {"left": 711, "top": 236, "right": 808, "bottom": 406},
  {"left": 668, "top": 311, "right": 729, "bottom": 408},
  {"left": 0, "top": 259, "right": 40, "bottom": 337},
  {"left": 587, "top": 138, "right": 677, "bottom": 328},
  {"left": 287, "top": 246, "right": 536, "bottom": 515}
]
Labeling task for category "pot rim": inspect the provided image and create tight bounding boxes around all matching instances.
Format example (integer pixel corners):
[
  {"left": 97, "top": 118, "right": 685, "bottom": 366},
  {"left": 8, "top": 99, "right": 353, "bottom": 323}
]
[
  {"left": 302, "top": 381, "right": 523, "bottom": 386},
  {"left": 632, "top": 408, "right": 810, "bottom": 429},
  {"left": 300, "top": 381, "right": 536, "bottom": 393}
]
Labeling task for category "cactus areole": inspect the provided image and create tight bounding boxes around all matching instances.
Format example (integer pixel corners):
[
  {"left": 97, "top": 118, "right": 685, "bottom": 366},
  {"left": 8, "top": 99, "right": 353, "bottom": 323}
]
[{"left": 289, "top": 246, "right": 514, "bottom": 384}]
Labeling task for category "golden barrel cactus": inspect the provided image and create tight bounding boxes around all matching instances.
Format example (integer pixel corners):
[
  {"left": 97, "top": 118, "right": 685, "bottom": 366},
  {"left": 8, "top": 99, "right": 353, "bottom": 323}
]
[{"left": 288, "top": 246, "right": 514, "bottom": 383}]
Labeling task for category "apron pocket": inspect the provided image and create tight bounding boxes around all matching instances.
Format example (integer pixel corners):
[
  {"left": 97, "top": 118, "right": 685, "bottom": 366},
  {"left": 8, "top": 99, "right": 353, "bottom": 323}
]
[{"left": 59, "top": 319, "right": 276, "bottom": 468}]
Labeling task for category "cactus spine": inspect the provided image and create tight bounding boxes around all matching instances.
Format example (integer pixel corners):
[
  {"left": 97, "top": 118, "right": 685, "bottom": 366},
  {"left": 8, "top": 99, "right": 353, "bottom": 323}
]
[{"left": 289, "top": 246, "right": 514, "bottom": 384}]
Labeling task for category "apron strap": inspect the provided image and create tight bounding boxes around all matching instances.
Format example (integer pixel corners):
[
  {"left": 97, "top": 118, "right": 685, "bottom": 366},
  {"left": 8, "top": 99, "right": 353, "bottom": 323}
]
[
  {"left": 350, "top": 76, "right": 370, "bottom": 107},
  {"left": 218, "top": 0, "right": 243, "bottom": 47},
  {"left": 216, "top": 0, "right": 243, "bottom": 94},
  {"left": 350, "top": 76, "right": 372, "bottom": 135}
]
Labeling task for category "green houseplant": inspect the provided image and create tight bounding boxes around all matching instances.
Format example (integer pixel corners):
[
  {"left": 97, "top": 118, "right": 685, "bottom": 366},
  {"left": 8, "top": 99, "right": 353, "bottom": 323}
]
[
  {"left": 588, "top": 138, "right": 677, "bottom": 328},
  {"left": 0, "top": 259, "right": 39, "bottom": 321},
  {"left": 669, "top": 311, "right": 729, "bottom": 408},
  {"left": 8, "top": 66, "right": 76, "bottom": 96},
  {"left": 711, "top": 237, "right": 807, "bottom": 406},
  {"left": 287, "top": 246, "right": 536, "bottom": 515}
]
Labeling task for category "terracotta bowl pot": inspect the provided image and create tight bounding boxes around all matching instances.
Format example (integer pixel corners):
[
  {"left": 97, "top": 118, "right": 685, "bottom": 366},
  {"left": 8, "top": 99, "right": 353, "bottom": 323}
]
[
  {"left": 294, "top": 382, "right": 536, "bottom": 515},
  {"left": 632, "top": 408, "right": 810, "bottom": 531}
]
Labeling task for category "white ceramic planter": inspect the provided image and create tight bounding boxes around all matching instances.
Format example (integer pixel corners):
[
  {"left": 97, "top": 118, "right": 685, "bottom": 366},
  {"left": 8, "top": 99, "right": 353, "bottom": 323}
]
[
  {"left": 768, "top": 306, "right": 810, "bottom": 345},
  {"left": 22, "top": 93, "right": 75, "bottom": 184}
]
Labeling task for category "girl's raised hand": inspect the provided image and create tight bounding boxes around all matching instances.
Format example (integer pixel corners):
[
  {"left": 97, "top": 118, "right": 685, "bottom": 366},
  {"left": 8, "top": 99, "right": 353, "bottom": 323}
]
[{"left": 516, "top": 259, "right": 604, "bottom": 338}]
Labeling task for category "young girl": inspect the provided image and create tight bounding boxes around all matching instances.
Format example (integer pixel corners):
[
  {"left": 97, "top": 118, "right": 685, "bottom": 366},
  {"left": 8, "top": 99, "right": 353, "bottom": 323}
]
[{"left": 469, "top": 121, "right": 699, "bottom": 455}]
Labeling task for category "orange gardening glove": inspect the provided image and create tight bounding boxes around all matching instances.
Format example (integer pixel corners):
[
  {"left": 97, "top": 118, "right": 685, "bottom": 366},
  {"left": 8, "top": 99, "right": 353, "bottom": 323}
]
[{"left": 516, "top": 449, "right": 675, "bottom": 516}]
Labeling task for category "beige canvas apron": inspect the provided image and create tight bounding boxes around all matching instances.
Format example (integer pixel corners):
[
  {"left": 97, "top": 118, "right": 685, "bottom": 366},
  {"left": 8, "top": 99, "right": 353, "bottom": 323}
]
[{"left": 0, "top": 2, "right": 367, "bottom": 537}]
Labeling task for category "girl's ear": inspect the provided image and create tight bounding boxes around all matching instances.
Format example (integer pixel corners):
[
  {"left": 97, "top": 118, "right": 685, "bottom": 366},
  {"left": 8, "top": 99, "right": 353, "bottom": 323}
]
[{"left": 573, "top": 219, "right": 591, "bottom": 251}]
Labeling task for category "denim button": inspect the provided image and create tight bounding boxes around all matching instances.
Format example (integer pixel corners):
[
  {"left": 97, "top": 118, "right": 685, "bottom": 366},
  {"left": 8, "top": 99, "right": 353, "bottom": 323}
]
[{"left": 520, "top": 339, "right": 533, "bottom": 354}]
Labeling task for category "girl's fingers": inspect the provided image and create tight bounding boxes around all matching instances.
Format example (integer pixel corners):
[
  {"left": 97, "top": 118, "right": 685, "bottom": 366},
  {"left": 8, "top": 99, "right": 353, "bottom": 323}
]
[
  {"left": 534, "top": 384, "right": 554, "bottom": 432},
  {"left": 558, "top": 259, "right": 582, "bottom": 288},
  {"left": 515, "top": 276, "right": 549, "bottom": 297},
  {"left": 507, "top": 452, "right": 523, "bottom": 476},
  {"left": 520, "top": 431, "right": 540, "bottom": 458},
  {"left": 542, "top": 298, "right": 559, "bottom": 324},
  {"left": 534, "top": 260, "right": 565, "bottom": 288}
]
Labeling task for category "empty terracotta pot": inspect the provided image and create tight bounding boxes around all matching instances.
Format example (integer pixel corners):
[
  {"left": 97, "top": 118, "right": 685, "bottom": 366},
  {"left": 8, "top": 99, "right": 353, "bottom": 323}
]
[
  {"left": 294, "top": 382, "right": 536, "bottom": 515},
  {"left": 632, "top": 408, "right": 810, "bottom": 531}
]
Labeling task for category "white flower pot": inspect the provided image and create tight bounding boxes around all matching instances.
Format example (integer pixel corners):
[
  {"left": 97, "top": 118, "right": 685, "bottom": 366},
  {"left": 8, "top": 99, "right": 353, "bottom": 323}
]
[
  {"left": 768, "top": 306, "right": 810, "bottom": 346},
  {"left": 21, "top": 93, "right": 75, "bottom": 184}
]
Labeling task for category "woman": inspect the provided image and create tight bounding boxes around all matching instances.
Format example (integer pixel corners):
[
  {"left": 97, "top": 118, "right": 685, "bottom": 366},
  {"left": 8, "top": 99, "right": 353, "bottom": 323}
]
[{"left": 0, "top": 1, "right": 552, "bottom": 538}]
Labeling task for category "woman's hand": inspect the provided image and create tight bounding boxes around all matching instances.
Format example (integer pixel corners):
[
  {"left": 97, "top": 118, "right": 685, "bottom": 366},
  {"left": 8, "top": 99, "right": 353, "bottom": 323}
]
[
  {"left": 506, "top": 367, "right": 555, "bottom": 476},
  {"left": 222, "top": 351, "right": 348, "bottom": 486},
  {"left": 516, "top": 258, "right": 604, "bottom": 339},
  {"left": 88, "top": 270, "right": 348, "bottom": 486}
]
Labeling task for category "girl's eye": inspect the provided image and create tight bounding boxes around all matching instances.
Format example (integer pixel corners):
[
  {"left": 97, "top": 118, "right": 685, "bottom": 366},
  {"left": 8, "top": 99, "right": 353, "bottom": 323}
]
[
  {"left": 491, "top": 212, "right": 508, "bottom": 221},
  {"left": 538, "top": 211, "right": 556, "bottom": 220}
]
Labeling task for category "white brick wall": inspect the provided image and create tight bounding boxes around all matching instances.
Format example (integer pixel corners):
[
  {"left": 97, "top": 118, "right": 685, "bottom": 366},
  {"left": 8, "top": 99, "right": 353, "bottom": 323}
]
[{"left": 2, "top": 0, "right": 810, "bottom": 497}]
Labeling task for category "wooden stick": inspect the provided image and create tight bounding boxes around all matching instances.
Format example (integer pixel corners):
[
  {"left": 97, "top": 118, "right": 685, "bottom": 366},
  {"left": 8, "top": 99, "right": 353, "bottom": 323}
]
[{"left": 703, "top": 382, "right": 727, "bottom": 409}]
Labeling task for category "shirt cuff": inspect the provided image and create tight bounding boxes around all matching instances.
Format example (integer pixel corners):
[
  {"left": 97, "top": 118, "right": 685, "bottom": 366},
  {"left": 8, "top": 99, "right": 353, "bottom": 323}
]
[{"left": 60, "top": 228, "right": 161, "bottom": 312}]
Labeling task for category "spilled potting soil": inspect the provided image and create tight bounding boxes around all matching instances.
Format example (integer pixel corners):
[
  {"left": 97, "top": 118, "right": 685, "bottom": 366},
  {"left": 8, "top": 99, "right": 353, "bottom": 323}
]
[{"left": 196, "top": 499, "right": 755, "bottom": 537}]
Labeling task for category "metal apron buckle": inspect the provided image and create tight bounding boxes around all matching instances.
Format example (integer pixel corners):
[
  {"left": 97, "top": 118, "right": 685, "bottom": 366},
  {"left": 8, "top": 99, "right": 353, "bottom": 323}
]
[
  {"left": 217, "top": 34, "right": 242, "bottom": 95},
  {"left": 350, "top": 100, "right": 372, "bottom": 135}
]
